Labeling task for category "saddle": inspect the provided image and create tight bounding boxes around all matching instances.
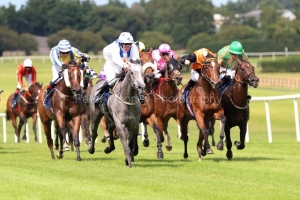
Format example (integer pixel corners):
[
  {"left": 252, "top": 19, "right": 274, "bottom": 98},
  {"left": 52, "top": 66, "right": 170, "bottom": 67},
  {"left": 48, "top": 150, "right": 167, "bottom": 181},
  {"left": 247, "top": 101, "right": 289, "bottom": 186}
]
[
  {"left": 44, "top": 88, "right": 55, "bottom": 109},
  {"left": 218, "top": 76, "right": 233, "bottom": 96}
]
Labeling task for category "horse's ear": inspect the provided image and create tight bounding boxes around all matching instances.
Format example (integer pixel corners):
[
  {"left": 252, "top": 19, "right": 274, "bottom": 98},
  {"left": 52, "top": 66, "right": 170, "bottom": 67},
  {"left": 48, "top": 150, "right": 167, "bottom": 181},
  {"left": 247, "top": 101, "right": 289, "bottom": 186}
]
[
  {"left": 149, "top": 47, "right": 153, "bottom": 54},
  {"left": 41, "top": 82, "right": 43, "bottom": 88}
]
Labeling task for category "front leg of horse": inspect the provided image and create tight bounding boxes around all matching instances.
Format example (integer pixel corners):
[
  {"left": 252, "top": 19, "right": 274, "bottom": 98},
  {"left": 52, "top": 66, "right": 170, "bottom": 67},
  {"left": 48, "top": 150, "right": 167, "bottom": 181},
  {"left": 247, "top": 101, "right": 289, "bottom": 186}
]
[
  {"left": 32, "top": 114, "right": 38, "bottom": 142},
  {"left": 146, "top": 116, "right": 163, "bottom": 159},
  {"left": 216, "top": 115, "right": 226, "bottom": 151},
  {"left": 235, "top": 125, "right": 246, "bottom": 150},
  {"left": 196, "top": 118, "right": 213, "bottom": 156},
  {"left": 18, "top": 117, "right": 26, "bottom": 141},
  {"left": 72, "top": 116, "right": 82, "bottom": 161},
  {"left": 104, "top": 124, "right": 116, "bottom": 154},
  {"left": 225, "top": 128, "right": 233, "bottom": 160},
  {"left": 142, "top": 122, "right": 149, "bottom": 147}
]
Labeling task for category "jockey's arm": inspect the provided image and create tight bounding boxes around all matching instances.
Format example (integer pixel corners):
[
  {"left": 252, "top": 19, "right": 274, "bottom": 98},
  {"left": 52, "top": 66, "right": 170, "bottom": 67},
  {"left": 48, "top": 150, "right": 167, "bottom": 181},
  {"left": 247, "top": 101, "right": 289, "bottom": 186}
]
[
  {"left": 31, "top": 67, "right": 37, "bottom": 84},
  {"left": 17, "top": 66, "right": 25, "bottom": 88},
  {"left": 50, "top": 48, "right": 64, "bottom": 67},
  {"left": 71, "top": 47, "right": 90, "bottom": 62},
  {"left": 179, "top": 53, "right": 197, "bottom": 65}
]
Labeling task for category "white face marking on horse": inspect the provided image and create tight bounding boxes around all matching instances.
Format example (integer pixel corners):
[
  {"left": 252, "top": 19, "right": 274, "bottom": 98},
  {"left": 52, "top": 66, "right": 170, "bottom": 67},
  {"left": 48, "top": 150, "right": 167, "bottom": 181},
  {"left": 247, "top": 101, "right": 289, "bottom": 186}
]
[
  {"left": 74, "top": 70, "right": 77, "bottom": 82},
  {"left": 38, "top": 89, "right": 40, "bottom": 93},
  {"left": 211, "top": 61, "right": 216, "bottom": 68}
]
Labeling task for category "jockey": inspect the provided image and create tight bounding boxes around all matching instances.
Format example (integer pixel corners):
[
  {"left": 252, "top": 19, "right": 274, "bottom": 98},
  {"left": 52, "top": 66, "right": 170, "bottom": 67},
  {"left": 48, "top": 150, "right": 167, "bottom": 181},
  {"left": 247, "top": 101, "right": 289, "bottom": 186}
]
[
  {"left": 179, "top": 48, "right": 215, "bottom": 103},
  {"left": 134, "top": 41, "right": 146, "bottom": 52},
  {"left": 217, "top": 41, "right": 251, "bottom": 101},
  {"left": 94, "top": 32, "right": 144, "bottom": 106},
  {"left": 12, "top": 59, "right": 37, "bottom": 108},
  {"left": 43, "top": 39, "right": 95, "bottom": 105},
  {"left": 152, "top": 43, "right": 177, "bottom": 79}
]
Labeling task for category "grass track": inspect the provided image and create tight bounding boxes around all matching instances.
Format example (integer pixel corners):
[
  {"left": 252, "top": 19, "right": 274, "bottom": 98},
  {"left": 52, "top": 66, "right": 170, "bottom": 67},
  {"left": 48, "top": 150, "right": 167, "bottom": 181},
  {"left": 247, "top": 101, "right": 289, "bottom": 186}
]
[{"left": 0, "top": 57, "right": 300, "bottom": 199}]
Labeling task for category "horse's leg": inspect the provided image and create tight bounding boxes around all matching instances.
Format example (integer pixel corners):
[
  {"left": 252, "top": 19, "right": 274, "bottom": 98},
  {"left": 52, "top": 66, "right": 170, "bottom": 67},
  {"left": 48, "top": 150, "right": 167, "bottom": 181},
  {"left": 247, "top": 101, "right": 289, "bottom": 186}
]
[
  {"left": 81, "top": 115, "right": 91, "bottom": 146},
  {"left": 209, "top": 119, "right": 216, "bottom": 146},
  {"left": 129, "top": 126, "right": 139, "bottom": 162},
  {"left": 54, "top": 121, "right": 59, "bottom": 150},
  {"left": 197, "top": 129, "right": 205, "bottom": 161},
  {"left": 116, "top": 124, "right": 132, "bottom": 168},
  {"left": 18, "top": 115, "right": 27, "bottom": 141},
  {"left": 179, "top": 118, "right": 189, "bottom": 159},
  {"left": 155, "top": 116, "right": 165, "bottom": 143},
  {"left": 7, "top": 111, "right": 20, "bottom": 142},
  {"left": 104, "top": 122, "right": 116, "bottom": 154},
  {"left": 88, "top": 109, "right": 103, "bottom": 154},
  {"left": 216, "top": 115, "right": 226, "bottom": 151},
  {"left": 54, "top": 121, "right": 64, "bottom": 159},
  {"left": 56, "top": 114, "right": 69, "bottom": 152},
  {"left": 195, "top": 114, "right": 213, "bottom": 157},
  {"left": 235, "top": 124, "right": 246, "bottom": 150},
  {"left": 163, "top": 117, "right": 172, "bottom": 151},
  {"left": 43, "top": 120, "right": 55, "bottom": 159},
  {"left": 100, "top": 117, "right": 109, "bottom": 143},
  {"left": 225, "top": 126, "right": 233, "bottom": 160},
  {"left": 72, "top": 116, "right": 82, "bottom": 161},
  {"left": 145, "top": 114, "right": 163, "bottom": 158},
  {"left": 142, "top": 122, "right": 149, "bottom": 147},
  {"left": 32, "top": 113, "right": 38, "bottom": 142}
]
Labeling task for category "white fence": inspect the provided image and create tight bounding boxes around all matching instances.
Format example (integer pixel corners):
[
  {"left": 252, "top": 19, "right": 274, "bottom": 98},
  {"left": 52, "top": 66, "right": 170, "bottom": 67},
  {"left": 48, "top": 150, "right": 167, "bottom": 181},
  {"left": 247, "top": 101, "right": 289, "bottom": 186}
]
[{"left": 1, "top": 94, "right": 300, "bottom": 143}]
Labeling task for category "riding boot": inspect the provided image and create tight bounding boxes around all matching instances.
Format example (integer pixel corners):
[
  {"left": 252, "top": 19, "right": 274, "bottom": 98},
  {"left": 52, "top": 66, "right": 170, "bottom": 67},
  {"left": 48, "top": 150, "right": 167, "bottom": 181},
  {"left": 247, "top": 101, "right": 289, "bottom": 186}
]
[
  {"left": 43, "top": 82, "right": 55, "bottom": 106},
  {"left": 180, "top": 79, "right": 196, "bottom": 103},
  {"left": 219, "top": 75, "right": 231, "bottom": 88},
  {"left": 11, "top": 93, "right": 19, "bottom": 108},
  {"left": 94, "top": 82, "right": 110, "bottom": 107}
]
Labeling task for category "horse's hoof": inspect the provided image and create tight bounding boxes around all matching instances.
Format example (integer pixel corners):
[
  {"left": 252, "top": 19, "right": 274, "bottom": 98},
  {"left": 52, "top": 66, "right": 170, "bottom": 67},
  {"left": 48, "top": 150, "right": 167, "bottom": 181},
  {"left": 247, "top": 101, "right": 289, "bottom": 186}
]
[
  {"left": 226, "top": 151, "right": 233, "bottom": 160},
  {"left": 166, "top": 145, "right": 172, "bottom": 151},
  {"left": 183, "top": 153, "right": 188, "bottom": 159},
  {"left": 88, "top": 147, "right": 95, "bottom": 154},
  {"left": 104, "top": 147, "right": 114, "bottom": 154},
  {"left": 133, "top": 149, "right": 139, "bottom": 156},
  {"left": 143, "top": 139, "right": 149, "bottom": 147},
  {"left": 157, "top": 151, "right": 164, "bottom": 159},
  {"left": 217, "top": 143, "right": 224, "bottom": 150},
  {"left": 56, "top": 153, "right": 64, "bottom": 159},
  {"left": 22, "top": 135, "right": 27, "bottom": 140},
  {"left": 101, "top": 137, "right": 107, "bottom": 143},
  {"left": 77, "top": 157, "right": 82, "bottom": 161},
  {"left": 55, "top": 146, "right": 59, "bottom": 150},
  {"left": 212, "top": 142, "right": 216, "bottom": 146},
  {"left": 63, "top": 147, "right": 70, "bottom": 152},
  {"left": 206, "top": 149, "right": 214, "bottom": 154}
]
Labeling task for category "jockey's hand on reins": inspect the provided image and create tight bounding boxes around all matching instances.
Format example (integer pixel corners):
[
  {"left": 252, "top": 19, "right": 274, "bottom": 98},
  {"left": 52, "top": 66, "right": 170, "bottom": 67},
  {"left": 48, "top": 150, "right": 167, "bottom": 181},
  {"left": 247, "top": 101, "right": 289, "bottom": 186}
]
[
  {"left": 123, "top": 63, "right": 130, "bottom": 73},
  {"left": 81, "top": 56, "right": 88, "bottom": 62},
  {"left": 62, "top": 64, "right": 68, "bottom": 69}
]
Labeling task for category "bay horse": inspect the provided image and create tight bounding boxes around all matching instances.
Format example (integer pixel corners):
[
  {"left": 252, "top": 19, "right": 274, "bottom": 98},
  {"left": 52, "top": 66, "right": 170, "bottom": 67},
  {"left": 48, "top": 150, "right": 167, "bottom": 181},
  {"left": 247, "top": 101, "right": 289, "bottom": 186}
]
[
  {"left": 6, "top": 82, "right": 42, "bottom": 142},
  {"left": 88, "top": 60, "right": 145, "bottom": 167},
  {"left": 216, "top": 59, "right": 259, "bottom": 160},
  {"left": 177, "top": 57, "right": 226, "bottom": 161},
  {"left": 151, "top": 57, "right": 182, "bottom": 157},
  {"left": 37, "top": 59, "right": 84, "bottom": 161}
]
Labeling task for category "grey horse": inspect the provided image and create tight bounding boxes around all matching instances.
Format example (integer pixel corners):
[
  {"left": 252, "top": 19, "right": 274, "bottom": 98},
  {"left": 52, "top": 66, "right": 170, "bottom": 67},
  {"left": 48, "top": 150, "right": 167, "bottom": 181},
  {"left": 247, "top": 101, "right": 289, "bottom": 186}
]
[{"left": 88, "top": 59, "right": 145, "bottom": 168}]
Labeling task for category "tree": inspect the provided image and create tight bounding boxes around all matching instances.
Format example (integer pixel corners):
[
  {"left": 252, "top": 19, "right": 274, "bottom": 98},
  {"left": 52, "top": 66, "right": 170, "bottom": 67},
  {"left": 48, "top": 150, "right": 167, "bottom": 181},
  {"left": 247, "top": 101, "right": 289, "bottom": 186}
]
[
  {"left": 138, "top": 31, "right": 173, "bottom": 49},
  {"left": 0, "top": 26, "right": 19, "bottom": 56},
  {"left": 214, "top": 24, "right": 260, "bottom": 41},
  {"left": 186, "top": 33, "right": 214, "bottom": 52},
  {"left": 19, "top": 33, "right": 38, "bottom": 55}
]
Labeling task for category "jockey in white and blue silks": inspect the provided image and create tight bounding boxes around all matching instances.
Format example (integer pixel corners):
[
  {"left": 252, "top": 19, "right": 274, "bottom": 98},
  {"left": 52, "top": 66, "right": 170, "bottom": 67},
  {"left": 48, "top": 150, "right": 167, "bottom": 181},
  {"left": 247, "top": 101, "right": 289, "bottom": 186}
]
[
  {"left": 43, "top": 39, "right": 96, "bottom": 105},
  {"left": 94, "top": 32, "right": 144, "bottom": 106}
]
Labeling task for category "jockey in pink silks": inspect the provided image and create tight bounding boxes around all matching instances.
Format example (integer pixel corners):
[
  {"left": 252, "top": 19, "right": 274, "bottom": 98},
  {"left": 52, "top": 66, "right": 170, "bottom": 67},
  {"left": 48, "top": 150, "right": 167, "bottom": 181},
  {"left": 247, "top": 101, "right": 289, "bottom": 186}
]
[{"left": 152, "top": 43, "right": 177, "bottom": 79}]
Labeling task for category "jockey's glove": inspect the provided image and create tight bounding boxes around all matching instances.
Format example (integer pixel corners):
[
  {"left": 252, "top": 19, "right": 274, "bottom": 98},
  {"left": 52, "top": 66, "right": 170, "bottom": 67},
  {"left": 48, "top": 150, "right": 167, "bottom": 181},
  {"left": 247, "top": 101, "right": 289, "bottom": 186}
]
[
  {"left": 123, "top": 63, "right": 130, "bottom": 72},
  {"left": 184, "top": 60, "right": 190, "bottom": 65},
  {"left": 62, "top": 64, "right": 68, "bottom": 69},
  {"left": 81, "top": 55, "right": 90, "bottom": 62}
]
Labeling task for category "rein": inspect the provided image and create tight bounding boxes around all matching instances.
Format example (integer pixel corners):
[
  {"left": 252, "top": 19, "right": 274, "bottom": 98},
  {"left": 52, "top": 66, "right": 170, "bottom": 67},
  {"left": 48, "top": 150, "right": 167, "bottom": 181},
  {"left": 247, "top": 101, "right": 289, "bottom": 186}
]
[
  {"left": 20, "top": 90, "right": 36, "bottom": 104},
  {"left": 153, "top": 78, "right": 178, "bottom": 103}
]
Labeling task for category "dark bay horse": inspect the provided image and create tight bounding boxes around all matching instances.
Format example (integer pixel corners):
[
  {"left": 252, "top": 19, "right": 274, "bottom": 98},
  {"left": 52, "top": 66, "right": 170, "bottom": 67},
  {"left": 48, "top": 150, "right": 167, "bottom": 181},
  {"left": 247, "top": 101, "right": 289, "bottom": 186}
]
[
  {"left": 6, "top": 82, "right": 43, "bottom": 142},
  {"left": 37, "top": 59, "right": 84, "bottom": 161},
  {"left": 151, "top": 57, "right": 182, "bottom": 157},
  {"left": 177, "top": 57, "right": 226, "bottom": 161},
  {"left": 89, "top": 60, "right": 145, "bottom": 167},
  {"left": 216, "top": 59, "right": 259, "bottom": 160}
]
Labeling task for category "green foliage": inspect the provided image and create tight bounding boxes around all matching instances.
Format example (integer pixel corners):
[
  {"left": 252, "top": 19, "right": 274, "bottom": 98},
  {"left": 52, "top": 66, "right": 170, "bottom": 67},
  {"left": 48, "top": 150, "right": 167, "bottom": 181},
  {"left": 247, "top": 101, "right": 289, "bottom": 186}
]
[
  {"left": 186, "top": 33, "right": 213, "bottom": 52},
  {"left": 98, "top": 26, "right": 121, "bottom": 44},
  {"left": 138, "top": 31, "right": 173, "bottom": 49},
  {"left": 214, "top": 24, "right": 261, "bottom": 41},
  {"left": 19, "top": 33, "right": 38, "bottom": 55},
  {"left": 260, "top": 56, "right": 300, "bottom": 72},
  {"left": 0, "top": 26, "right": 19, "bottom": 56},
  {"left": 47, "top": 28, "right": 106, "bottom": 54}
]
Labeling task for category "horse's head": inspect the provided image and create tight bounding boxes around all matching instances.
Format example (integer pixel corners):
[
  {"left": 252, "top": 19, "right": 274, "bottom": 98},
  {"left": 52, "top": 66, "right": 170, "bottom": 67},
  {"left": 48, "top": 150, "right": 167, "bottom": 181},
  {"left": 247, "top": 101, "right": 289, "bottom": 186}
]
[
  {"left": 236, "top": 60, "right": 259, "bottom": 88},
  {"left": 127, "top": 60, "right": 146, "bottom": 95},
  {"left": 140, "top": 48, "right": 155, "bottom": 83},
  {"left": 63, "top": 59, "right": 84, "bottom": 98},
  {"left": 201, "top": 58, "right": 221, "bottom": 89},
  {"left": 28, "top": 82, "right": 43, "bottom": 101},
  {"left": 165, "top": 57, "right": 183, "bottom": 86}
]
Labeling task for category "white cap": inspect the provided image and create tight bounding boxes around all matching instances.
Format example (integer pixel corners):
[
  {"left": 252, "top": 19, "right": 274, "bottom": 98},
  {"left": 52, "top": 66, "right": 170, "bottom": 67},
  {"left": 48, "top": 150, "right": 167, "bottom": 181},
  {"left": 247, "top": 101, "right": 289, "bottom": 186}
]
[
  {"left": 23, "top": 59, "right": 33, "bottom": 67},
  {"left": 118, "top": 32, "right": 134, "bottom": 44}
]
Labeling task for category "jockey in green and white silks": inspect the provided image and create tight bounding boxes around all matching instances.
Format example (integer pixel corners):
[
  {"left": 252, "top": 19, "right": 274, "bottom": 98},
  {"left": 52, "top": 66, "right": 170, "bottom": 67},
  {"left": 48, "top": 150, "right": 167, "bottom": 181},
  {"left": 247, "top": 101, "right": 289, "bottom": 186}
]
[{"left": 217, "top": 41, "right": 248, "bottom": 80}]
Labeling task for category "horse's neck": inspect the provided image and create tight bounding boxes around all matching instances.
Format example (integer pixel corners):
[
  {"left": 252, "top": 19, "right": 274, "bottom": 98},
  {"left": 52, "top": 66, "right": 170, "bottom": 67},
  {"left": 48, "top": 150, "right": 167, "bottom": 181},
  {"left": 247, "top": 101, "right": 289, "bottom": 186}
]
[
  {"left": 56, "top": 80, "right": 72, "bottom": 95},
  {"left": 199, "top": 76, "right": 214, "bottom": 92},
  {"left": 228, "top": 75, "right": 248, "bottom": 103},
  {"left": 158, "top": 80, "right": 177, "bottom": 96},
  {"left": 118, "top": 75, "right": 136, "bottom": 98},
  {"left": 23, "top": 90, "right": 35, "bottom": 102},
  {"left": 145, "top": 81, "right": 152, "bottom": 93}
]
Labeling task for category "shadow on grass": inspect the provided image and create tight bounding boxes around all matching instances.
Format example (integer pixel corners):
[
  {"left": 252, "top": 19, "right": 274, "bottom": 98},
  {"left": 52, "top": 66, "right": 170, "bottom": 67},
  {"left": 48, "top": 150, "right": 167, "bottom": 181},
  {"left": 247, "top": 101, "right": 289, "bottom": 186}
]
[{"left": 205, "top": 156, "right": 282, "bottom": 162}]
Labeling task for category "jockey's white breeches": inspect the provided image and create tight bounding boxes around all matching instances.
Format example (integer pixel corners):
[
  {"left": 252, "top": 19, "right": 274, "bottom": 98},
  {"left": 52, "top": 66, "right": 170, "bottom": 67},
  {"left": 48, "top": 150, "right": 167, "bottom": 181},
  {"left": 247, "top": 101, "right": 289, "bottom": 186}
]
[
  {"left": 219, "top": 67, "right": 236, "bottom": 80},
  {"left": 51, "top": 65, "right": 62, "bottom": 83},
  {"left": 16, "top": 74, "right": 32, "bottom": 89},
  {"left": 103, "top": 62, "right": 123, "bottom": 86},
  {"left": 191, "top": 69, "right": 200, "bottom": 82}
]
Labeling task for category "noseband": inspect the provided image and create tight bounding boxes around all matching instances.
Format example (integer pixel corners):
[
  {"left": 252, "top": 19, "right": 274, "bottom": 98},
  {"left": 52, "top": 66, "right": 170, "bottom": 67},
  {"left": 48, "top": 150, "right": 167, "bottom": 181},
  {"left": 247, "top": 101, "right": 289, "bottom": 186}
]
[{"left": 235, "top": 62, "right": 256, "bottom": 85}]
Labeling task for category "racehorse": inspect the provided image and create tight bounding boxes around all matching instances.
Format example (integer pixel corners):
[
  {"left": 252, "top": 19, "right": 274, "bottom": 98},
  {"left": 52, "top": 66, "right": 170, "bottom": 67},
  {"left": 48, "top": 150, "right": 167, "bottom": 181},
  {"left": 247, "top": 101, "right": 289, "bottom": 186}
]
[
  {"left": 216, "top": 59, "right": 259, "bottom": 160},
  {"left": 151, "top": 57, "right": 182, "bottom": 157},
  {"left": 99, "top": 48, "right": 159, "bottom": 157},
  {"left": 88, "top": 60, "right": 145, "bottom": 167},
  {"left": 177, "top": 57, "right": 226, "bottom": 161},
  {"left": 6, "top": 82, "right": 42, "bottom": 142},
  {"left": 37, "top": 59, "right": 84, "bottom": 161}
]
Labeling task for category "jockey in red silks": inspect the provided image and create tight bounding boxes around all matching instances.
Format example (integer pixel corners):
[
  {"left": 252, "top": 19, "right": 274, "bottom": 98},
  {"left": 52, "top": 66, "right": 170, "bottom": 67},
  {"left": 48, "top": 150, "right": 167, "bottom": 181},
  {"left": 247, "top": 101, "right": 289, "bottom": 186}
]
[
  {"left": 152, "top": 43, "right": 177, "bottom": 79},
  {"left": 12, "top": 59, "right": 37, "bottom": 108}
]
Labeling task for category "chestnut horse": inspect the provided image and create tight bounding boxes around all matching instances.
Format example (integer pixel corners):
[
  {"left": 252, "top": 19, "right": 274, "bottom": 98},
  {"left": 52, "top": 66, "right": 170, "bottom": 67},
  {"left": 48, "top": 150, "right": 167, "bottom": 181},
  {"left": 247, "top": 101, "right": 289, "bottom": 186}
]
[
  {"left": 6, "top": 82, "right": 42, "bottom": 142},
  {"left": 177, "top": 57, "right": 226, "bottom": 161},
  {"left": 37, "top": 59, "right": 84, "bottom": 161},
  {"left": 151, "top": 57, "right": 182, "bottom": 158},
  {"left": 216, "top": 59, "right": 259, "bottom": 160}
]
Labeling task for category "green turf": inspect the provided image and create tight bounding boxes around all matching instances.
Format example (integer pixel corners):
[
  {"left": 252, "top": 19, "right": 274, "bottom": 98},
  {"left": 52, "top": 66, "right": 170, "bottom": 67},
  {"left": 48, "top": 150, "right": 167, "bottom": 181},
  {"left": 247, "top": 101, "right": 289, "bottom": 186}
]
[{"left": 0, "top": 57, "right": 300, "bottom": 199}]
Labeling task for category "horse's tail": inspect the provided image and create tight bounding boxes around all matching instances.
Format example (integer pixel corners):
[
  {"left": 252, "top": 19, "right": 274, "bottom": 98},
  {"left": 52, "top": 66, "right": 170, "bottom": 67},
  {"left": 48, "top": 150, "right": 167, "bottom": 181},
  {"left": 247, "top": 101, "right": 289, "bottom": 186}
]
[{"left": 6, "top": 110, "right": 10, "bottom": 121}]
